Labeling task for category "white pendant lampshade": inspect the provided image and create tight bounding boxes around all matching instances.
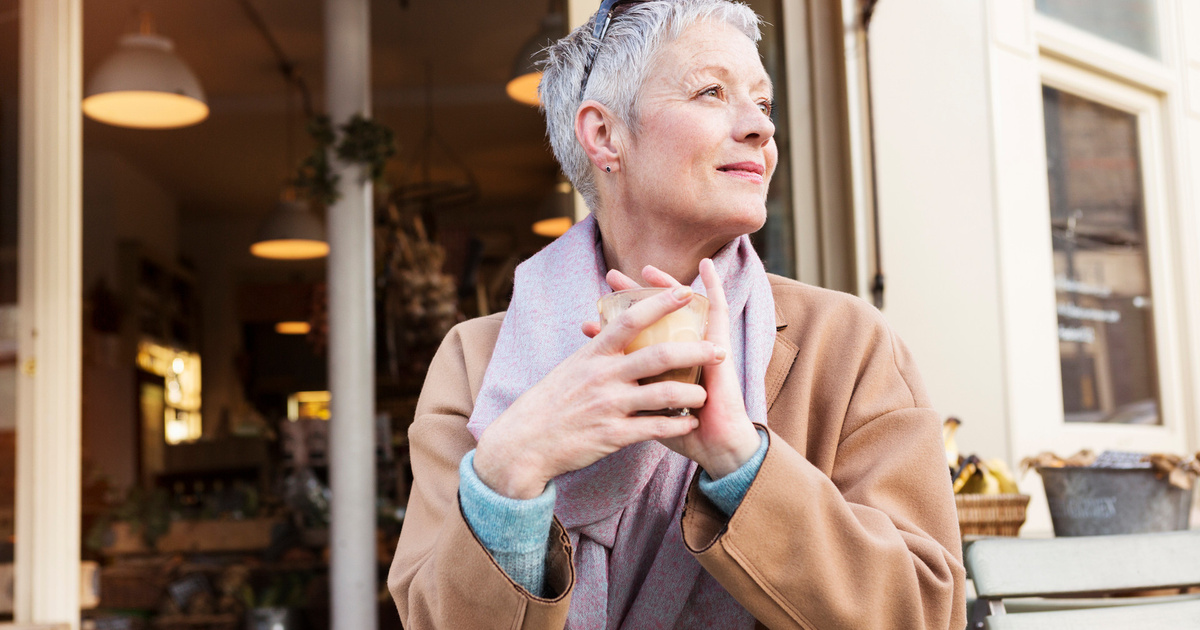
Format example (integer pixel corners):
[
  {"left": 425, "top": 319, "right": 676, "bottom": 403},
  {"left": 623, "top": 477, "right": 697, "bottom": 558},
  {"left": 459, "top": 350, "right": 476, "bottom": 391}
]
[
  {"left": 507, "top": 13, "right": 565, "bottom": 106},
  {"left": 83, "top": 17, "right": 208, "bottom": 129},
  {"left": 250, "top": 197, "right": 329, "bottom": 260}
]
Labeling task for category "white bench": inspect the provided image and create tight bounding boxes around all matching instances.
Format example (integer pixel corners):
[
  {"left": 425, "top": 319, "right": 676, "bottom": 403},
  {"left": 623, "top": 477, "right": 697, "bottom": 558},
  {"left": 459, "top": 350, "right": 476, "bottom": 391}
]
[{"left": 964, "top": 530, "right": 1200, "bottom": 629}]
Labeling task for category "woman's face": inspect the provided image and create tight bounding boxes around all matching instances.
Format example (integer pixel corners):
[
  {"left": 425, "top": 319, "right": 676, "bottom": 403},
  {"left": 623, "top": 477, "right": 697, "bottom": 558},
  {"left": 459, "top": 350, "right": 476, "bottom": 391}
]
[{"left": 618, "top": 19, "right": 777, "bottom": 242}]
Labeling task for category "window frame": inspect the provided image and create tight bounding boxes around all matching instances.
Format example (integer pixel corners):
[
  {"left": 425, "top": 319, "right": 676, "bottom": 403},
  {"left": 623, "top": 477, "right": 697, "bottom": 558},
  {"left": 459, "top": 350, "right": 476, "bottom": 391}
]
[
  {"left": 1032, "top": 56, "right": 1188, "bottom": 455},
  {"left": 1034, "top": 0, "right": 1175, "bottom": 79}
]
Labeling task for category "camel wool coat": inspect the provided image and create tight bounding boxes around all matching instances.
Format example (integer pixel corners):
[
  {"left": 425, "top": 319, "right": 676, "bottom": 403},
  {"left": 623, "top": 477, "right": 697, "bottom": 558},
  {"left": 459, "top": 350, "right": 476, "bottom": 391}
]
[{"left": 388, "top": 275, "right": 968, "bottom": 630}]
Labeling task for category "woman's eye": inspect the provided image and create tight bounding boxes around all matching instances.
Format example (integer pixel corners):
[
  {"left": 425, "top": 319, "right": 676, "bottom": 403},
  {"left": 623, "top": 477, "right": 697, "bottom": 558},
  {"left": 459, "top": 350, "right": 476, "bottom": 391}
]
[
  {"left": 758, "top": 100, "right": 774, "bottom": 117},
  {"left": 700, "top": 85, "right": 723, "bottom": 98}
]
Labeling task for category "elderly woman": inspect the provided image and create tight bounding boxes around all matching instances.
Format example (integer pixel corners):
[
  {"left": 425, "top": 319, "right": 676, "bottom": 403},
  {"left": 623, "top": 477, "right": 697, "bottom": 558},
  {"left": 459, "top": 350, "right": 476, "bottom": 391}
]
[{"left": 388, "top": 0, "right": 966, "bottom": 628}]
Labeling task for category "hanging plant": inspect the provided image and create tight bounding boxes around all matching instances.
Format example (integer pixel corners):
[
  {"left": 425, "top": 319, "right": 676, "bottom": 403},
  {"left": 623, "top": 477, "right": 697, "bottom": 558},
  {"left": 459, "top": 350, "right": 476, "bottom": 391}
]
[
  {"left": 294, "top": 115, "right": 339, "bottom": 206},
  {"left": 294, "top": 114, "right": 396, "bottom": 206},
  {"left": 338, "top": 114, "right": 397, "bottom": 180}
]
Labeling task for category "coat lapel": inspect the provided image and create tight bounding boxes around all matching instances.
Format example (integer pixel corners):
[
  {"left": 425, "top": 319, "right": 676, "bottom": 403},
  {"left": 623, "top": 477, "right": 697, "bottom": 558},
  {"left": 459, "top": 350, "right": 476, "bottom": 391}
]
[{"left": 764, "top": 297, "right": 798, "bottom": 413}]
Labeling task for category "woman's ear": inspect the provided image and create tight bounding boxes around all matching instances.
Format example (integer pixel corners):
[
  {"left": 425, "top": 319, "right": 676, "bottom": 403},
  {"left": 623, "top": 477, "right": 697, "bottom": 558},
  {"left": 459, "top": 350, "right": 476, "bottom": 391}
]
[{"left": 575, "top": 100, "right": 622, "bottom": 172}]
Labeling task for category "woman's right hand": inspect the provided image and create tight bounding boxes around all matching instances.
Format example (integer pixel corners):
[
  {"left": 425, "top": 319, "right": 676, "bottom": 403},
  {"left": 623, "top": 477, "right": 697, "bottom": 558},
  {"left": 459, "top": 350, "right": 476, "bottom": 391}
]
[{"left": 471, "top": 286, "right": 726, "bottom": 500}]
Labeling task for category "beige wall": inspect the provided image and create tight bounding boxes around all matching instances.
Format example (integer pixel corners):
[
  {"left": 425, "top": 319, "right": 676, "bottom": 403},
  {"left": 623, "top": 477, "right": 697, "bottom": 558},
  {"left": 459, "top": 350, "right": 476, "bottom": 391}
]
[{"left": 868, "top": 0, "right": 1011, "bottom": 463}]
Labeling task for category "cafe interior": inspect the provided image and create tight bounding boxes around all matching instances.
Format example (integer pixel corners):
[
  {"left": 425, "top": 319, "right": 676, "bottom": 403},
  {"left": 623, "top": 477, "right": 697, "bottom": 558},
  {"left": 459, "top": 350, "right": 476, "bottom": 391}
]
[{"left": 0, "top": 0, "right": 790, "bottom": 628}]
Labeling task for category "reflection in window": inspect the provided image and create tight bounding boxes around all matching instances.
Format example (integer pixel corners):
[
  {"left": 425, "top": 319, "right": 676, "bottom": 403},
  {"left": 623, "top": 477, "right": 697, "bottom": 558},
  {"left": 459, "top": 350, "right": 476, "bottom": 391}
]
[
  {"left": 1043, "top": 86, "right": 1160, "bottom": 424},
  {"left": 1036, "top": 0, "right": 1160, "bottom": 59}
]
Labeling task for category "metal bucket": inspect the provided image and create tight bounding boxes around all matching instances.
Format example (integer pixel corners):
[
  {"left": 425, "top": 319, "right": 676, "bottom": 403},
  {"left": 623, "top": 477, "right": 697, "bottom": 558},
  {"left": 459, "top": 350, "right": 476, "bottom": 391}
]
[{"left": 1039, "top": 467, "right": 1192, "bottom": 536}]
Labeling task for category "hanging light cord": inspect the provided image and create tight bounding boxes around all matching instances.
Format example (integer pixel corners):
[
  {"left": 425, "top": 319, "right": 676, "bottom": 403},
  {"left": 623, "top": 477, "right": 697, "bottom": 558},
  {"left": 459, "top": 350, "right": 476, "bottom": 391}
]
[
  {"left": 284, "top": 76, "right": 296, "bottom": 189},
  {"left": 237, "top": 0, "right": 315, "bottom": 119}
]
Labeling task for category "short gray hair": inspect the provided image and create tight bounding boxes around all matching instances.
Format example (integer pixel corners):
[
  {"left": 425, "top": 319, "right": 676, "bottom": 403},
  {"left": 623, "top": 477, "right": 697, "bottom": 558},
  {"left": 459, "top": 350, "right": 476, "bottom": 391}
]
[{"left": 539, "top": 0, "right": 762, "bottom": 212}]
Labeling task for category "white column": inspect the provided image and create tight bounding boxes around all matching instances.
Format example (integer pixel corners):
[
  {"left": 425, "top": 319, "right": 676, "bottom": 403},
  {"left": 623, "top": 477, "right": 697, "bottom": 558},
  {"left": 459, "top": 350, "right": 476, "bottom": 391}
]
[
  {"left": 839, "top": 0, "right": 877, "bottom": 301},
  {"left": 567, "top": 0, "right": 592, "bottom": 221},
  {"left": 323, "top": 1, "right": 377, "bottom": 629},
  {"left": 15, "top": 0, "right": 83, "bottom": 629}
]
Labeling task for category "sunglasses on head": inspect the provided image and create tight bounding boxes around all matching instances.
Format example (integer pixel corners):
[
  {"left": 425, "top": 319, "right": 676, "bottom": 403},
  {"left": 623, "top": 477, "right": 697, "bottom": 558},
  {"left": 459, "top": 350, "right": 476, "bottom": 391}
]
[{"left": 579, "top": 0, "right": 651, "bottom": 99}]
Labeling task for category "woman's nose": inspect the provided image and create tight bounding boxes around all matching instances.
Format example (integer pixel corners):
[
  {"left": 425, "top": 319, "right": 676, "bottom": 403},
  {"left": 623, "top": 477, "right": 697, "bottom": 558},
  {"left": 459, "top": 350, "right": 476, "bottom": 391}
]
[{"left": 734, "top": 100, "right": 775, "bottom": 146}]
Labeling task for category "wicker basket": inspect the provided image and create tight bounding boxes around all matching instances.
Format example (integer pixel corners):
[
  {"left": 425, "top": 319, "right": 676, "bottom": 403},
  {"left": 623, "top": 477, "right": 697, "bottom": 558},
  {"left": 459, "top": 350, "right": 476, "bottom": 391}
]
[{"left": 954, "top": 493, "right": 1030, "bottom": 537}]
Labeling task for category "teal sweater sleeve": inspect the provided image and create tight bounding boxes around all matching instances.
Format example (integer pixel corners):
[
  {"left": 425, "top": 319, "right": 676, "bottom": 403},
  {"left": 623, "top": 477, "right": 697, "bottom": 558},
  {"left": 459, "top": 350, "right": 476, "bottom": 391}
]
[
  {"left": 458, "top": 450, "right": 555, "bottom": 597},
  {"left": 697, "top": 428, "right": 769, "bottom": 515},
  {"left": 457, "top": 430, "right": 768, "bottom": 595}
]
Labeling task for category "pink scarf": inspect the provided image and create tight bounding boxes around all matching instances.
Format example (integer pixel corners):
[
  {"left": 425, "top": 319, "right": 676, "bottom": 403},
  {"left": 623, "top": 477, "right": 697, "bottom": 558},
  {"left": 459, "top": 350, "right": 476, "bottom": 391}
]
[{"left": 467, "top": 214, "right": 776, "bottom": 629}]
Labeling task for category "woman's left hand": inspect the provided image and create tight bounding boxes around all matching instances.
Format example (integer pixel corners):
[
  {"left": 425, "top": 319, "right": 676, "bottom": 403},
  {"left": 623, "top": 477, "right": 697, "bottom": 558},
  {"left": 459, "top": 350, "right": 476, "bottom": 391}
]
[{"left": 584, "top": 260, "right": 763, "bottom": 478}]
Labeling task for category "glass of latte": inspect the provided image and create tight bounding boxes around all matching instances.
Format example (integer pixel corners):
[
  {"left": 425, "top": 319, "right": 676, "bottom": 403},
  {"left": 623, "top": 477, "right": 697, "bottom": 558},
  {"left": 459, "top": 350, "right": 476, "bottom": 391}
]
[{"left": 598, "top": 288, "right": 710, "bottom": 417}]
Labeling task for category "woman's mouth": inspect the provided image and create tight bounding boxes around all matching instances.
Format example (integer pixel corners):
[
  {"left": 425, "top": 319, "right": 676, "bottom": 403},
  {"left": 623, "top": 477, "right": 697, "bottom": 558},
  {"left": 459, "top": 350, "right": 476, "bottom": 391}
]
[{"left": 717, "top": 162, "right": 765, "bottom": 185}]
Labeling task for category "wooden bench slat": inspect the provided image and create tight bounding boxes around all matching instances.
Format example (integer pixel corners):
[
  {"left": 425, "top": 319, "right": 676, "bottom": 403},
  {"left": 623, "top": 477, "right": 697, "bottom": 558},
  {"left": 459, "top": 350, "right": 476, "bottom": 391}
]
[
  {"left": 967, "top": 530, "right": 1200, "bottom": 598},
  {"left": 984, "top": 598, "right": 1200, "bottom": 630}
]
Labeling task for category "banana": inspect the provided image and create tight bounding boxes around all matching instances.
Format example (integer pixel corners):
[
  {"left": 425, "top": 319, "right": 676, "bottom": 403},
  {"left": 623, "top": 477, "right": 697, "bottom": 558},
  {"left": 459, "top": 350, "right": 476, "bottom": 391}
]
[
  {"left": 953, "top": 456, "right": 1014, "bottom": 495},
  {"left": 976, "top": 464, "right": 1002, "bottom": 495},
  {"left": 952, "top": 455, "right": 979, "bottom": 494},
  {"left": 943, "top": 417, "right": 962, "bottom": 469},
  {"left": 945, "top": 419, "right": 1021, "bottom": 495},
  {"left": 984, "top": 458, "right": 1020, "bottom": 494},
  {"left": 958, "top": 458, "right": 1001, "bottom": 495}
]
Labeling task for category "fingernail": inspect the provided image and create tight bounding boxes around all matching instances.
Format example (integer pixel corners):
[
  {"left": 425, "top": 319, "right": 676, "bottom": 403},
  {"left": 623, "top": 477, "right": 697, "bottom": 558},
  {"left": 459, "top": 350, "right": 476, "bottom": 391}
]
[
  {"left": 713, "top": 344, "right": 726, "bottom": 360},
  {"left": 672, "top": 286, "right": 692, "bottom": 300}
]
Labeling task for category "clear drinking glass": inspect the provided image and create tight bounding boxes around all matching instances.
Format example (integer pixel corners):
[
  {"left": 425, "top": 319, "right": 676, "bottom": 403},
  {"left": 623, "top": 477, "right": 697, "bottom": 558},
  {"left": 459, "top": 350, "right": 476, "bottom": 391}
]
[{"left": 598, "top": 288, "right": 709, "bottom": 417}]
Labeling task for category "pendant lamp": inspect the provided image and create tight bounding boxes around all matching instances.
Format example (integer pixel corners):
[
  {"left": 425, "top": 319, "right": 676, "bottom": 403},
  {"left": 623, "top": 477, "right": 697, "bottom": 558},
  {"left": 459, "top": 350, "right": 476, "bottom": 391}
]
[
  {"left": 251, "top": 38, "right": 327, "bottom": 262},
  {"left": 250, "top": 191, "right": 329, "bottom": 260},
  {"left": 532, "top": 179, "right": 574, "bottom": 237},
  {"left": 507, "top": 3, "right": 565, "bottom": 106},
  {"left": 83, "top": 13, "right": 208, "bottom": 129},
  {"left": 275, "top": 321, "right": 312, "bottom": 335}
]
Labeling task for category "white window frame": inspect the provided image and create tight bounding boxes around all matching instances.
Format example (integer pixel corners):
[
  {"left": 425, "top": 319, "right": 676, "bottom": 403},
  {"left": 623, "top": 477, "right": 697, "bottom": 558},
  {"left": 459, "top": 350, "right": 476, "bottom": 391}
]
[
  {"left": 1034, "top": 2, "right": 1175, "bottom": 91},
  {"left": 1032, "top": 56, "right": 1187, "bottom": 456},
  {"left": 985, "top": 0, "right": 1200, "bottom": 534},
  {"left": 15, "top": 0, "right": 84, "bottom": 627},
  {"left": 1030, "top": 0, "right": 1198, "bottom": 455}
]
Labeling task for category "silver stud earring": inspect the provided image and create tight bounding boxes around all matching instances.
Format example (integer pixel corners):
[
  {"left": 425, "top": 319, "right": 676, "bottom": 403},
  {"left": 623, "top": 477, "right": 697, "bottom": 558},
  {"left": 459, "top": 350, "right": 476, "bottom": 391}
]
[{"left": 606, "top": 166, "right": 611, "bottom": 173}]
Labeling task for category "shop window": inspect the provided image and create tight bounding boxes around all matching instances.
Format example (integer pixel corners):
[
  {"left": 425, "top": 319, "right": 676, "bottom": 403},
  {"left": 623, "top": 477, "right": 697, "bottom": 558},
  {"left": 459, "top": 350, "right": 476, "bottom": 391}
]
[
  {"left": 1042, "top": 85, "right": 1161, "bottom": 425},
  {"left": 1036, "top": 0, "right": 1160, "bottom": 59}
]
